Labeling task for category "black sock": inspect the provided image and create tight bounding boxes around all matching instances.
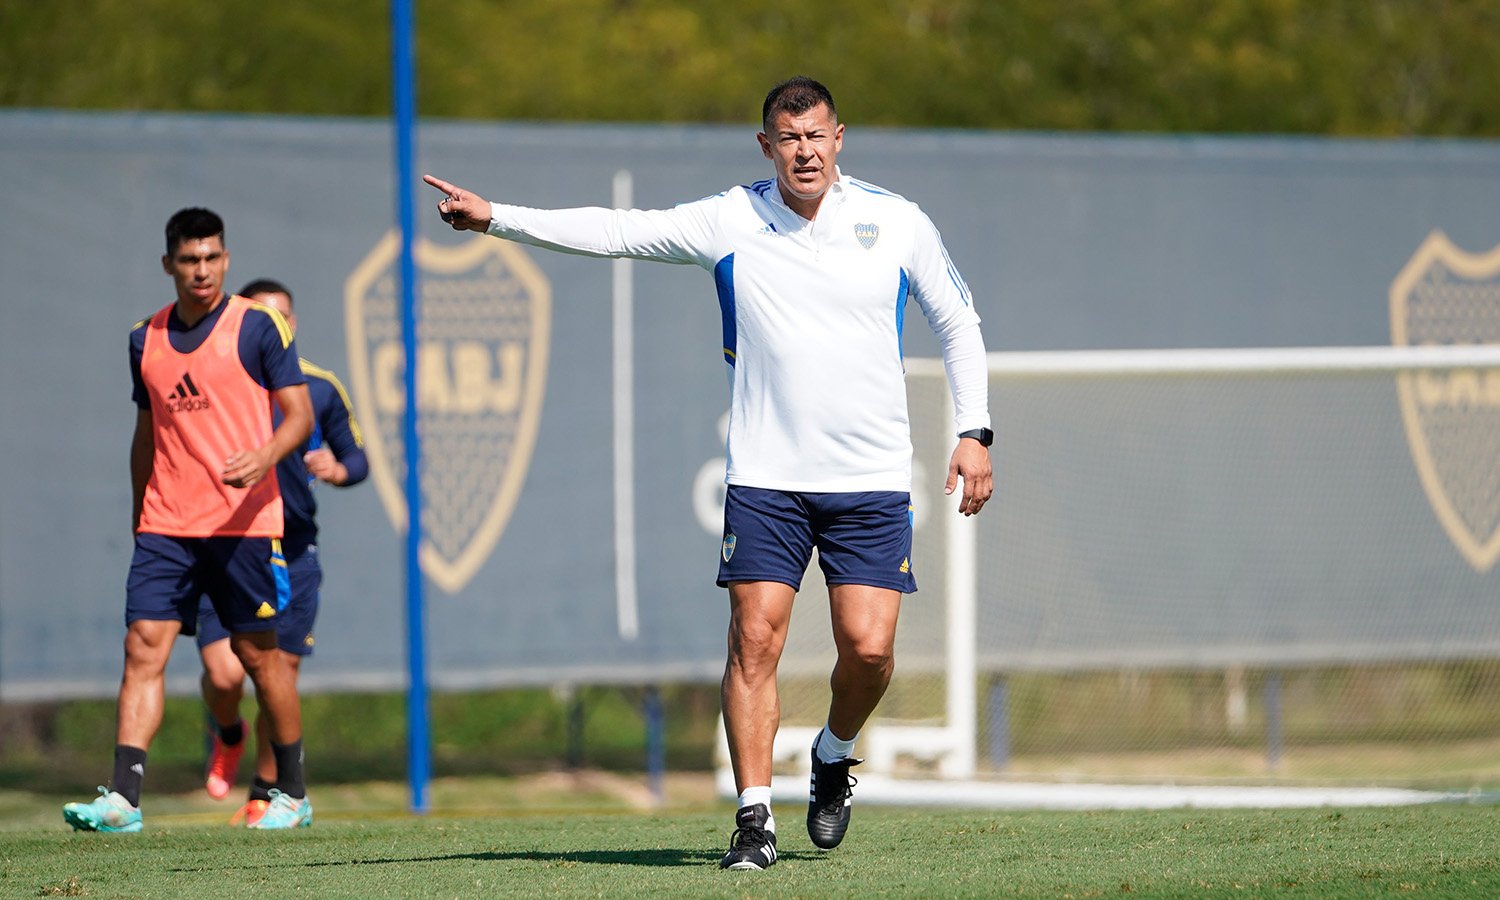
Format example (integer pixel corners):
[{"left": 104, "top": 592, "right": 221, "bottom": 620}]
[
  {"left": 218, "top": 720, "right": 245, "bottom": 746},
  {"left": 249, "top": 777, "right": 276, "bottom": 803},
  {"left": 111, "top": 745, "right": 148, "bottom": 808},
  {"left": 271, "top": 739, "right": 305, "bottom": 799}
]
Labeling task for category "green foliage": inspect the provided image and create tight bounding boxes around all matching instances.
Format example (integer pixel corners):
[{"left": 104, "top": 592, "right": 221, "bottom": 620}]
[
  {"left": 2, "top": 0, "right": 1497, "bottom": 134},
  {"left": 12, "top": 663, "right": 1500, "bottom": 793},
  {"left": 0, "top": 686, "right": 720, "bottom": 794}
]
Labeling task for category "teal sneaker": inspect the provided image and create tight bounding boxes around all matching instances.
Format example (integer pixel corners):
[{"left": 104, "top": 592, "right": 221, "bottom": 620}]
[
  {"left": 247, "top": 789, "right": 312, "bottom": 829},
  {"left": 63, "top": 787, "right": 142, "bottom": 833}
]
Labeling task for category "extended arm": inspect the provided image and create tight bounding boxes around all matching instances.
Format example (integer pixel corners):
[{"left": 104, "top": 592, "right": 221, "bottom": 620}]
[{"left": 423, "top": 173, "right": 717, "bottom": 266}]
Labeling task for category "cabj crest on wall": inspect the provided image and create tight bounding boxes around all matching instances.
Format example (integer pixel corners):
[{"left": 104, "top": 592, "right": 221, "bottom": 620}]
[
  {"left": 344, "top": 232, "right": 551, "bottom": 594},
  {"left": 1390, "top": 230, "right": 1500, "bottom": 574}
]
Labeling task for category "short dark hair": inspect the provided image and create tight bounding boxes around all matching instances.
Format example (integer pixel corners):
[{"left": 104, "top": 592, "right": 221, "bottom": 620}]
[
  {"left": 239, "top": 278, "right": 294, "bottom": 308},
  {"left": 762, "top": 76, "right": 836, "bottom": 131},
  {"left": 164, "top": 207, "right": 225, "bottom": 255}
]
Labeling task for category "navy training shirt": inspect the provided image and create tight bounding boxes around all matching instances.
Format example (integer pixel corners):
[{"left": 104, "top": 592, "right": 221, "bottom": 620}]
[
  {"left": 130, "top": 296, "right": 305, "bottom": 405},
  {"left": 272, "top": 359, "right": 369, "bottom": 540}
]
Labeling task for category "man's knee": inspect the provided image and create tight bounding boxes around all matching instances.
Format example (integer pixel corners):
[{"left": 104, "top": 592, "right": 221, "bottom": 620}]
[
  {"left": 728, "top": 617, "right": 787, "bottom": 668},
  {"left": 123, "top": 621, "right": 177, "bottom": 671},
  {"left": 230, "top": 632, "right": 278, "bottom": 675},
  {"left": 840, "top": 640, "right": 894, "bottom": 677},
  {"left": 203, "top": 664, "right": 244, "bottom": 695},
  {"left": 200, "top": 640, "right": 246, "bottom": 693}
]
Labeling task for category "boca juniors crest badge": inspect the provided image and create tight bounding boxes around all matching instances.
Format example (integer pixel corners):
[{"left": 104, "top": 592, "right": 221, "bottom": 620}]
[
  {"left": 1390, "top": 230, "right": 1500, "bottom": 573},
  {"left": 854, "top": 223, "right": 880, "bottom": 250},
  {"left": 344, "top": 232, "right": 551, "bottom": 593}
]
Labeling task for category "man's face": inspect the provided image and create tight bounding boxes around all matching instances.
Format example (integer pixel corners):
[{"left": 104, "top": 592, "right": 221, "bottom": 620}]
[
  {"left": 162, "top": 236, "right": 229, "bottom": 310},
  {"left": 758, "top": 102, "right": 844, "bottom": 214},
  {"left": 248, "top": 290, "right": 296, "bottom": 335}
]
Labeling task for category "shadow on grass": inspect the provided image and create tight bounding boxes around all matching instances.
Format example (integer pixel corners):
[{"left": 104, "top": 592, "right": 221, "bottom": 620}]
[{"left": 174, "top": 848, "right": 828, "bottom": 870}]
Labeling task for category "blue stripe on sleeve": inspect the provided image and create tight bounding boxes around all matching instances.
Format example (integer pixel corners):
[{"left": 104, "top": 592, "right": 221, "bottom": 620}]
[
  {"left": 714, "top": 254, "right": 737, "bottom": 365},
  {"left": 896, "top": 268, "right": 910, "bottom": 359},
  {"left": 938, "top": 242, "right": 973, "bottom": 306}
]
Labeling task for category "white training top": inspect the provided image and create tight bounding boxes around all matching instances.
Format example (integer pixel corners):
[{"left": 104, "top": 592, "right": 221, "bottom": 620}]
[{"left": 487, "top": 170, "right": 990, "bottom": 492}]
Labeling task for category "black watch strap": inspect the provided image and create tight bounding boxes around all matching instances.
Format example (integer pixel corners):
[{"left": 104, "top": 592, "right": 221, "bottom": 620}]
[{"left": 958, "top": 427, "right": 994, "bottom": 447}]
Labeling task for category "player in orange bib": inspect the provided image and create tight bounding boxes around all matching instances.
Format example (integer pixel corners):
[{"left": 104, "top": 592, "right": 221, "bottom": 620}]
[{"left": 64, "top": 208, "right": 316, "bottom": 833}]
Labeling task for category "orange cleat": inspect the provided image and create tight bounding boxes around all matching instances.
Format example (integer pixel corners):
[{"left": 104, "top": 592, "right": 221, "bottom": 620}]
[
  {"left": 230, "top": 798, "right": 270, "bottom": 827},
  {"left": 204, "top": 726, "right": 246, "bottom": 800}
]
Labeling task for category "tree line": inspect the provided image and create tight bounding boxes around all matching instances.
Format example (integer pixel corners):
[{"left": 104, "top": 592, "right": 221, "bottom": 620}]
[{"left": 3, "top": 0, "right": 1496, "bottom": 135}]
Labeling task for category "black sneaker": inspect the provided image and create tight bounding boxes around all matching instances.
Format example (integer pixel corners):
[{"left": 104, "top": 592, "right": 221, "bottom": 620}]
[
  {"left": 719, "top": 803, "right": 777, "bottom": 870},
  {"left": 807, "top": 731, "right": 861, "bottom": 850}
]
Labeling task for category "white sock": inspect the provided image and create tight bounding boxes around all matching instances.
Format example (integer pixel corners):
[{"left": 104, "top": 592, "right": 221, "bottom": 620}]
[
  {"left": 738, "top": 785, "right": 774, "bottom": 831},
  {"left": 818, "top": 723, "right": 858, "bottom": 763}
]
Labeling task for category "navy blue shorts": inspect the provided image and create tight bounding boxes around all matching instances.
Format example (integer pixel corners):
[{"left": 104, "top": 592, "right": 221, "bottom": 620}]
[
  {"left": 126, "top": 533, "right": 290, "bottom": 636},
  {"left": 196, "top": 536, "right": 320, "bottom": 656},
  {"left": 717, "top": 486, "right": 917, "bottom": 593}
]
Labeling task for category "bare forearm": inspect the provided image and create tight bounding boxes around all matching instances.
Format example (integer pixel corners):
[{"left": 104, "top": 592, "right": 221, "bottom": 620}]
[
  {"left": 129, "top": 419, "right": 153, "bottom": 530},
  {"left": 265, "top": 384, "right": 314, "bottom": 466},
  {"left": 263, "top": 407, "right": 313, "bottom": 466}
]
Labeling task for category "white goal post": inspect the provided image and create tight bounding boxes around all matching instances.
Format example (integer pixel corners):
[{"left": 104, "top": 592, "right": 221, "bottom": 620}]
[{"left": 716, "top": 343, "right": 1500, "bottom": 795}]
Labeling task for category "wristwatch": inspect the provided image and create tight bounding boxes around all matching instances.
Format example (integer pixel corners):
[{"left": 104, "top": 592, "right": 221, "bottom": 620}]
[{"left": 958, "top": 427, "right": 994, "bottom": 447}]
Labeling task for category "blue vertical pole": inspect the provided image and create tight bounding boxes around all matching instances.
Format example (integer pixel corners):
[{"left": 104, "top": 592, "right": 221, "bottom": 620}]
[
  {"left": 391, "top": 0, "right": 429, "bottom": 815},
  {"left": 644, "top": 686, "right": 665, "bottom": 806}
]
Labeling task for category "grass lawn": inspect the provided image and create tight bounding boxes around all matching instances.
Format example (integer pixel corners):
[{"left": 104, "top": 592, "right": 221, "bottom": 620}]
[{"left": 4, "top": 779, "right": 1500, "bottom": 897}]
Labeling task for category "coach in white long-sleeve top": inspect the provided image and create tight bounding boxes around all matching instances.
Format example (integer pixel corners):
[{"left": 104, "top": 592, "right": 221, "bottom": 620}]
[{"left": 426, "top": 75, "right": 993, "bottom": 872}]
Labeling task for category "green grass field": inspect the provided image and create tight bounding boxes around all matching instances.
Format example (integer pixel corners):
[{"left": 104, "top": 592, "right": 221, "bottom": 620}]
[{"left": 4, "top": 782, "right": 1500, "bottom": 898}]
